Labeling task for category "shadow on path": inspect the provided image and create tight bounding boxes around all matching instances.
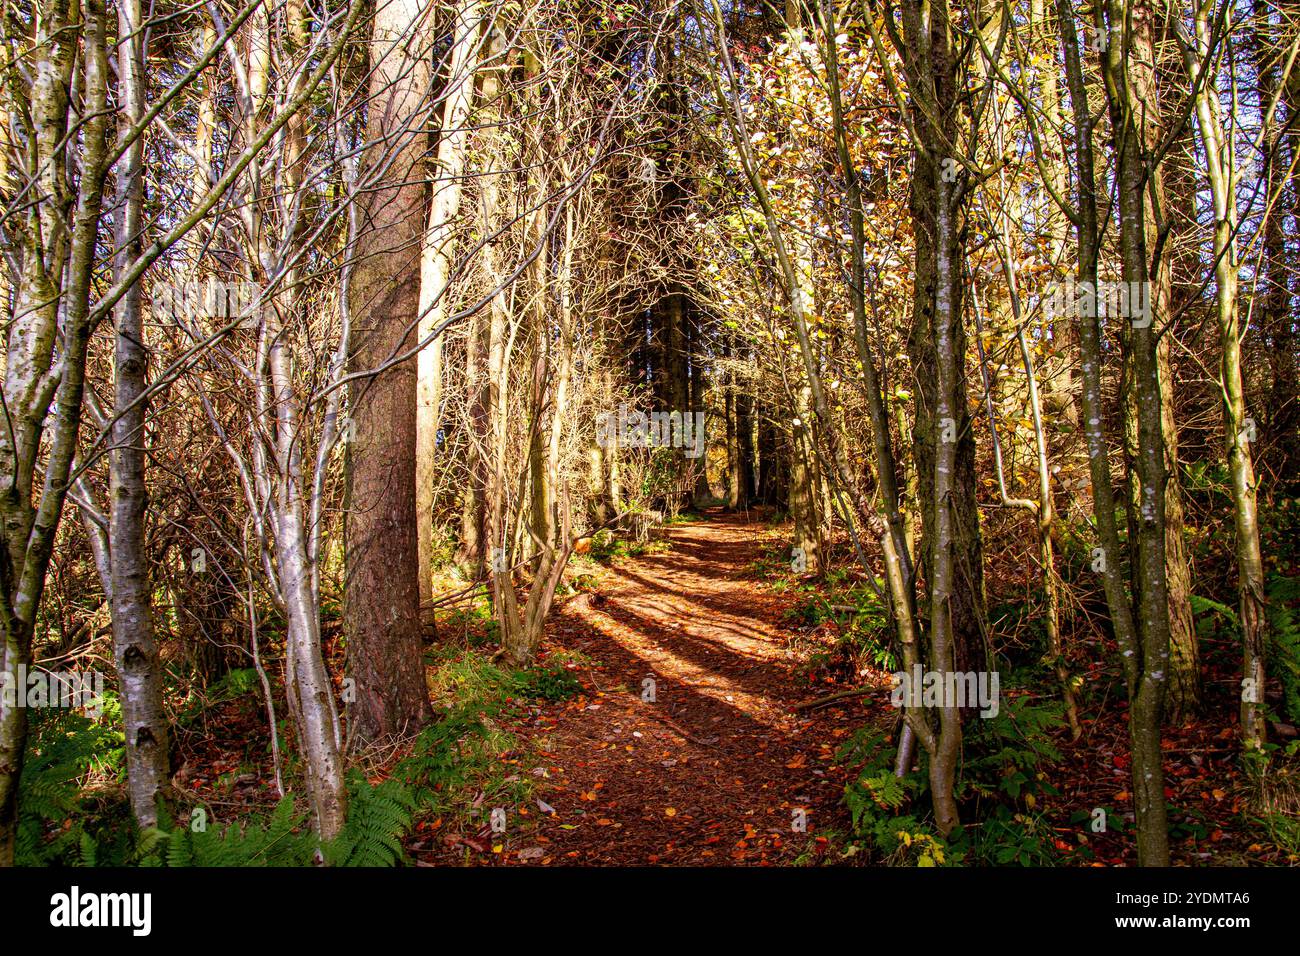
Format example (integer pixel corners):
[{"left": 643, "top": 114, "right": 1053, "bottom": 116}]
[{"left": 514, "top": 509, "right": 887, "bottom": 865}]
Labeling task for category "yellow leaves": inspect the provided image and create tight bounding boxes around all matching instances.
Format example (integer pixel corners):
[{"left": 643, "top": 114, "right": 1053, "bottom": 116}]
[
  {"left": 664, "top": 807, "right": 677, "bottom": 817},
  {"left": 899, "top": 830, "right": 947, "bottom": 867}
]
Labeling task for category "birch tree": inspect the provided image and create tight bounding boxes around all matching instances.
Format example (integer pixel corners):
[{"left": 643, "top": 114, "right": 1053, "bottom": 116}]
[{"left": 0, "top": 0, "right": 113, "bottom": 865}]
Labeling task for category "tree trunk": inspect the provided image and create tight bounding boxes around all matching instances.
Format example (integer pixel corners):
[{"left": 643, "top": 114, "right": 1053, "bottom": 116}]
[
  {"left": 733, "top": 368, "right": 755, "bottom": 508},
  {"left": 1182, "top": 6, "right": 1268, "bottom": 750},
  {"left": 788, "top": 398, "right": 822, "bottom": 574},
  {"left": 345, "top": 0, "right": 433, "bottom": 744},
  {"left": 0, "top": 0, "right": 112, "bottom": 865},
  {"left": 417, "top": 0, "right": 485, "bottom": 602},
  {"left": 757, "top": 414, "right": 778, "bottom": 505},
  {"left": 896, "top": 0, "right": 988, "bottom": 685},
  {"left": 1101, "top": 0, "right": 1172, "bottom": 865},
  {"left": 109, "top": 0, "right": 170, "bottom": 828},
  {"left": 1254, "top": 2, "right": 1299, "bottom": 489}
]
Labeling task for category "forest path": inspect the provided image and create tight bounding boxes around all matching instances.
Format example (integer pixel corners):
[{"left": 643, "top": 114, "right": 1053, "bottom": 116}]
[{"left": 512, "top": 509, "right": 873, "bottom": 865}]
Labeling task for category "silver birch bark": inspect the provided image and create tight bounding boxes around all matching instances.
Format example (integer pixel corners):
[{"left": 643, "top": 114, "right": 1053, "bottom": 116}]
[
  {"left": 109, "top": 0, "right": 170, "bottom": 828},
  {"left": 417, "top": 0, "right": 486, "bottom": 602}
]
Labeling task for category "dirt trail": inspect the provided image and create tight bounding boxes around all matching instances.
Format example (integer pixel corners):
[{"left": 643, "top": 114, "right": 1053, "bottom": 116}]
[{"left": 517, "top": 509, "right": 875, "bottom": 865}]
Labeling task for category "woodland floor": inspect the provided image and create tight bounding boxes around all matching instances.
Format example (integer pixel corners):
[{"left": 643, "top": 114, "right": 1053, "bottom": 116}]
[
  {"left": 413, "top": 508, "right": 886, "bottom": 865},
  {"left": 176, "top": 508, "right": 1289, "bottom": 866}
]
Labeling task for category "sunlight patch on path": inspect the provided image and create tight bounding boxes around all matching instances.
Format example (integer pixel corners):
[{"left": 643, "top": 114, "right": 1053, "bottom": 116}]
[{"left": 576, "top": 608, "right": 789, "bottom": 731}]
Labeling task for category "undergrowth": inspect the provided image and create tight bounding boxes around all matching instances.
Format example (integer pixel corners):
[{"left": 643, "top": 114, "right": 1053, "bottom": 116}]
[
  {"left": 17, "top": 646, "right": 582, "bottom": 867},
  {"left": 836, "top": 698, "right": 1067, "bottom": 867}
]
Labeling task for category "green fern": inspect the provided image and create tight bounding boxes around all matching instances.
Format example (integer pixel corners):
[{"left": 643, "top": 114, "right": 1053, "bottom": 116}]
[
  {"left": 322, "top": 775, "right": 416, "bottom": 867},
  {"left": 78, "top": 831, "right": 97, "bottom": 867},
  {"left": 156, "top": 777, "right": 418, "bottom": 868},
  {"left": 16, "top": 703, "right": 124, "bottom": 865},
  {"left": 1191, "top": 593, "right": 1240, "bottom": 630},
  {"left": 393, "top": 706, "right": 486, "bottom": 807},
  {"left": 1268, "top": 574, "right": 1300, "bottom": 723},
  {"left": 846, "top": 769, "right": 910, "bottom": 834},
  {"left": 154, "top": 795, "right": 316, "bottom": 867}
]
